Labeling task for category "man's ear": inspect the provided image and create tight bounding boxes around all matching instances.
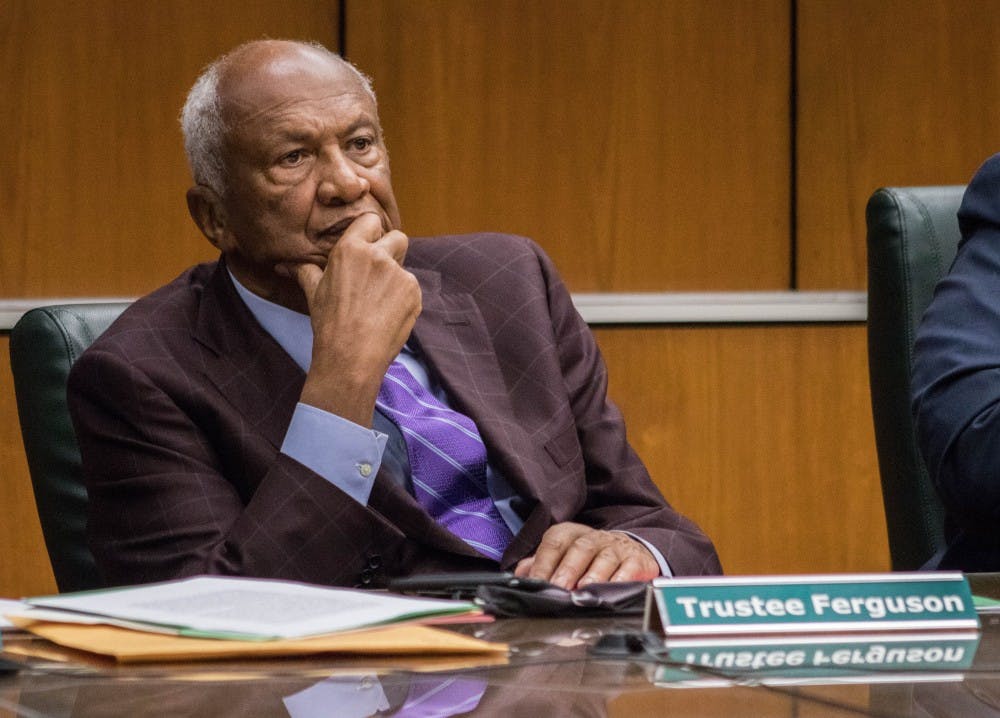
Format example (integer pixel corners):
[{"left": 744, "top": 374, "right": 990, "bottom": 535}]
[{"left": 186, "top": 185, "right": 230, "bottom": 250}]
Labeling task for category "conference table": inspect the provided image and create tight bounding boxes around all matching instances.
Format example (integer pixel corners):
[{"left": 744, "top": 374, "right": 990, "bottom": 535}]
[{"left": 3, "top": 576, "right": 1000, "bottom": 717}]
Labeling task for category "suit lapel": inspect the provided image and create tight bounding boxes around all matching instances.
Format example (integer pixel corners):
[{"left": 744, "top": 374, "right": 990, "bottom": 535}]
[{"left": 191, "top": 262, "right": 304, "bottom": 451}]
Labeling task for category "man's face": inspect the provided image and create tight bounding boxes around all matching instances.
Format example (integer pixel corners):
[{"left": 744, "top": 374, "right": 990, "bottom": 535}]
[{"left": 210, "top": 45, "right": 401, "bottom": 303}]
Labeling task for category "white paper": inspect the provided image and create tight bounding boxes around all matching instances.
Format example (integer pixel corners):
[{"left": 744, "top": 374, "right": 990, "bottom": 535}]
[
  {"left": 25, "top": 576, "right": 477, "bottom": 640},
  {"left": 6, "top": 606, "right": 191, "bottom": 634},
  {"left": 0, "top": 598, "right": 32, "bottom": 629}
]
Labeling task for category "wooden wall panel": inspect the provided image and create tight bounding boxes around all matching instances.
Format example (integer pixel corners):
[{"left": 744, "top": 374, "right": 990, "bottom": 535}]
[
  {"left": 593, "top": 324, "right": 888, "bottom": 575},
  {"left": 348, "top": 0, "right": 791, "bottom": 292},
  {"left": 0, "top": 0, "right": 340, "bottom": 297},
  {"left": 0, "top": 336, "right": 57, "bottom": 597},
  {"left": 797, "top": 0, "right": 1000, "bottom": 290}
]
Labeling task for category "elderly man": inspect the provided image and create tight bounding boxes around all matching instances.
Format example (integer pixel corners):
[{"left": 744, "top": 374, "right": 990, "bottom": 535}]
[{"left": 68, "top": 39, "right": 721, "bottom": 590}]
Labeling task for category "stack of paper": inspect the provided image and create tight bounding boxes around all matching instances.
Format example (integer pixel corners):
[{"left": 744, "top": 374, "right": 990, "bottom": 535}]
[
  {"left": 4, "top": 576, "right": 505, "bottom": 663},
  {"left": 0, "top": 598, "right": 30, "bottom": 630},
  {"left": 13, "top": 576, "right": 482, "bottom": 639}
]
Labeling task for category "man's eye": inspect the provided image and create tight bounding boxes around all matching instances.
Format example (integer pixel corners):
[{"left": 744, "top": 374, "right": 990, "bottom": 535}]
[
  {"left": 281, "top": 150, "right": 305, "bottom": 165},
  {"left": 349, "top": 137, "right": 373, "bottom": 152}
]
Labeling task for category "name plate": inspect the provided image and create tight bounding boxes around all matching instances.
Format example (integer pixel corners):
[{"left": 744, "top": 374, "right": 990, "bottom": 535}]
[{"left": 644, "top": 573, "right": 979, "bottom": 636}]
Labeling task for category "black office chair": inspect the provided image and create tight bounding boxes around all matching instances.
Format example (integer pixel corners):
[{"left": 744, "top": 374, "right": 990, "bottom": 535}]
[
  {"left": 865, "top": 186, "right": 965, "bottom": 570},
  {"left": 10, "top": 303, "right": 130, "bottom": 592}
]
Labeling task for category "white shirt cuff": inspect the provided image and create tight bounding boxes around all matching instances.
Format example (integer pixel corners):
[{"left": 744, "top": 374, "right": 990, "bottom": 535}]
[{"left": 281, "top": 402, "right": 388, "bottom": 505}]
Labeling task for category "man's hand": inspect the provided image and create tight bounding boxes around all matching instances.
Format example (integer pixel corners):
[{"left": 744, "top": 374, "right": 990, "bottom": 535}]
[
  {"left": 283, "top": 213, "right": 421, "bottom": 426},
  {"left": 513, "top": 522, "right": 660, "bottom": 590}
]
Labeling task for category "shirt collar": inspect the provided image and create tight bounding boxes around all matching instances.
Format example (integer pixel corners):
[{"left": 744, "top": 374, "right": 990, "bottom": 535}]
[{"left": 228, "top": 270, "right": 314, "bottom": 372}]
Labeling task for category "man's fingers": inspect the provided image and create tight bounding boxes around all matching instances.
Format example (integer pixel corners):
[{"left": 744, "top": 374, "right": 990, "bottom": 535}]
[
  {"left": 525, "top": 523, "right": 590, "bottom": 588},
  {"left": 335, "top": 213, "right": 408, "bottom": 265},
  {"left": 280, "top": 262, "right": 323, "bottom": 304},
  {"left": 573, "top": 546, "right": 625, "bottom": 587},
  {"left": 513, "top": 556, "right": 534, "bottom": 577},
  {"left": 521, "top": 523, "right": 661, "bottom": 589},
  {"left": 548, "top": 543, "right": 602, "bottom": 589},
  {"left": 342, "top": 211, "right": 385, "bottom": 243},
  {"left": 524, "top": 544, "right": 562, "bottom": 585},
  {"left": 374, "top": 229, "right": 409, "bottom": 264},
  {"left": 609, "top": 555, "right": 653, "bottom": 583}
]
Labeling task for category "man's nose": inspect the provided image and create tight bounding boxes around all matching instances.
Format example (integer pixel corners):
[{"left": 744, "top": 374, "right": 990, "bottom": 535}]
[{"left": 316, "top": 152, "right": 370, "bottom": 205}]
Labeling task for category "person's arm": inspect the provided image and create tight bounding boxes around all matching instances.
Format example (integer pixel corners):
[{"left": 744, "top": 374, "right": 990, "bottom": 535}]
[
  {"left": 68, "top": 346, "right": 400, "bottom": 588},
  {"left": 515, "top": 239, "right": 721, "bottom": 587},
  {"left": 285, "top": 214, "right": 419, "bottom": 428},
  {"left": 913, "top": 172, "right": 1000, "bottom": 532}
]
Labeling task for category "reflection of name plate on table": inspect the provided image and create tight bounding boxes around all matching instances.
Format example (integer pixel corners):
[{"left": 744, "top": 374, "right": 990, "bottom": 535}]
[
  {"left": 653, "top": 632, "right": 981, "bottom": 687},
  {"left": 644, "top": 573, "right": 979, "bottom": 636}
]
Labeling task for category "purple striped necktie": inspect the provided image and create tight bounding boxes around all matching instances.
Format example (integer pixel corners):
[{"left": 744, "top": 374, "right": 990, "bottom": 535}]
[{"left": 375, "top": 360, "right": 513, "bottom": 560}]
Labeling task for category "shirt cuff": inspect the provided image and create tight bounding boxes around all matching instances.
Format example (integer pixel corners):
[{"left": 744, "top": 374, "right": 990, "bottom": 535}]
[
  {"left": 615, "top": 531, "right": 673, "bottom": 578},
  {"left": 281, "top": 402, "right": 388, "bottom": 506}
]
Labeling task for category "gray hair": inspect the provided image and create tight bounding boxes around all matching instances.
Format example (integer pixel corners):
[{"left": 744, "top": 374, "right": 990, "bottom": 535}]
[{"left": 179, "top": 41, "right": 376, "bottom": 195}]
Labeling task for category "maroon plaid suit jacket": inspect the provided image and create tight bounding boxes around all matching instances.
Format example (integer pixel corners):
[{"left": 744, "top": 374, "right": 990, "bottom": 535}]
[{"left": 68, "top": 233, "right": 721, "bottom": 587}]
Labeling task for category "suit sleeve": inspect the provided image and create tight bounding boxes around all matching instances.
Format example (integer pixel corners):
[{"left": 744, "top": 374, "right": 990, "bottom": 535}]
[
  {"left": 68, "top": 347, "right": 400, "bottom": 588},
  {"left": 531, "top": 242, "right": 723, "bottom": 576},
  {"left": 912, "top": 222, "right": 1000, "bottom": 533}
]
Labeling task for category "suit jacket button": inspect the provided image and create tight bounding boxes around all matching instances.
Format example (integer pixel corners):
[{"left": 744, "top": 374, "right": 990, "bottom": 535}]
[
  {"left": 367, "top": 554, "right": 382, "bottom": 570},
  {"left": 360, "top": 568, "right": 374, "bottom": 585}
]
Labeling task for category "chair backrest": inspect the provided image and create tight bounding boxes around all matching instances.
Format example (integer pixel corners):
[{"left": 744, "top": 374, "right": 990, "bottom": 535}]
[
  {"left": 865, "top": 186, "right": 965, "bottom": 570},
  {"left": 10, "top": 303, "right": 130, "bottom": 592}
]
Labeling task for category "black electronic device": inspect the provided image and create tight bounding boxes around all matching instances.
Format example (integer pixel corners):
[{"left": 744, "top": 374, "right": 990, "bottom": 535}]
[{"left": 387, "top": 571, "right": 550, "bottom": 601}]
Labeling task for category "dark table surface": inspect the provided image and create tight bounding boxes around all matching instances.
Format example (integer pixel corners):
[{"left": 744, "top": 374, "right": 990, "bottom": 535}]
[{"left": 4, "top": 576, "right": 1000, "bottom": 717}]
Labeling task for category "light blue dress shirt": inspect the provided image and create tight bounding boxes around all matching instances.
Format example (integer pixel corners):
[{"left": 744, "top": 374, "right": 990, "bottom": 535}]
[{"left": 230, "top": 272, "right": 670, "bottom": 575}]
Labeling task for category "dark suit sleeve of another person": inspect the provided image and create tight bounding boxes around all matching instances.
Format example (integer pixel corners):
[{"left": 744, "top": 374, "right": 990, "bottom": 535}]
[{"left": 912, "top": 152, "right": 1000, "bottom": 542}]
